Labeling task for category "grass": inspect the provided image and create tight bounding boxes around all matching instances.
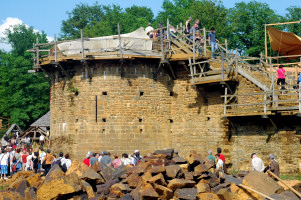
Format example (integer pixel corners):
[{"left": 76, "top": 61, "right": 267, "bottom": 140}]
[
  {"left": 280, "top": 174, "right": 301, "bottom": 180},
  {"left": 0, "top": 184, "right": 9, "bottom": 190}
]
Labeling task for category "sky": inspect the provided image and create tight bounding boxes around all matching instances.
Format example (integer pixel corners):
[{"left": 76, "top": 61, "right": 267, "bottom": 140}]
[{"left": 0, "top": 0, "right": 300, "bottom": 51}]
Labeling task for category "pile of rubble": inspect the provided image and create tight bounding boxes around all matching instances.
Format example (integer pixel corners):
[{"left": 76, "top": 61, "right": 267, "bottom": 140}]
[{"left": 0, "top": 150, "right": 300, "bottom": 200}]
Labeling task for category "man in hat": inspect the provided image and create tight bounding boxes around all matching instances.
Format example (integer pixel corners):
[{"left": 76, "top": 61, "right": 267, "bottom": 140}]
[
  {"left": 264, "top": 154, "right": 280, "bottom": 178},
  {"left": 100, "top": 150, "right": 112, "bottom": 166},
  {"left": 145, "top": 23, "right": 154, "bottom": 38},
  {"left": 251, "top": 153, "right": 265, "bottom": 172}
]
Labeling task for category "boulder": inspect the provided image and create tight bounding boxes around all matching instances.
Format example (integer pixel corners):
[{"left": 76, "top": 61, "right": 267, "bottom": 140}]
[
  {"left": 127, "top": 162, "right": 150, "bottom": 175},
  {"left": 10, "top": 171, "right": 34, "bottom": 184},
  {"left": 197, "top": 193, "right": 220, "bottom": 200},
  {"left": 24, "top": 187, "right": 38, "bottom": 200},
  {"left": 100, "top": 166, "right": 116, "bottom": 181},
  {"left": 154, "top": 149, "right": 174, "bottom": 157},
  {"left": 120, "top": 193, "right": 134, "bottom": 200},
  {"left": 269, "top": 190, "right": 300, "bottom": 200},
  {"left": 196, "top": 182, "right": 210, "bottom": 193},
  {"left": 184, "top": 172, "right": 194, "bottom": 180},
  {"left": 37, "top": 172, "right": 82, "bottom": 200},
  {"left": 14, "top": 179, "right": 29, "bottom": 198},
  {"left": 230, "top": 182, "right": 240, "bottom": 193},
  {"left": 242, "top": 171, "right": 283, "bottom": 198},
  {"left": 167, "top": 179, "right": 196, "bottom": 190},
  {"left": 149, "top": 165, "right": 166, "bottom": 174},
  {"left": 217, "top": 188, "right": 239, "bottom": 200},
  {"left": 124, "top": 173, "right": 142, "bottom": 188},
  {"left": 172, "top": 156, "right": 187, "bottom": 164},
  {"left": 81, "top": 180, "right": 95, "bottom": 199},
  {"left": 140, "top": 183, "right": 159, "bottom": 199},
  {"left": 44, "top": 164, "right": 64, "bottom": 182},
  {"left": 187, "top": 151, "right": 206, "bottom": 165},
  {"left": 154, "top": 184, "right": 173, "bottom": 200},
  {"left": 208, "top": 176, "right": 220, "bottom": 188},
  {"left": 90, "top": 161, "right": 102, "bottom": 172},
  {"left": 148, "top": 173, "right": 167, "bottom": 186},
  {"left": 0, "top": 191, "right": 24, "bottom": 200},
  {"left": 111, "top": 183, "right": 132, "bottom": 193},
  {"left": 9, "top": 177, "right": 27, "bottom": 189},
  {"left": 26, "top": 173, "right": 43, "bottom": 188},
  {"left": 141, "top": 171, "right": 152, "bottom": 182},
  {"left": 96, "top": 179, "right": 119, "bottom": 195},
  {"left": 174, "top": 188, "right": 197, "bottom": 200},
  {"left": 165, "top": 165, "right": 182, "bottom": 179},
  {"left": 194, "top": 164, "right": 209, "bottom": 175}
]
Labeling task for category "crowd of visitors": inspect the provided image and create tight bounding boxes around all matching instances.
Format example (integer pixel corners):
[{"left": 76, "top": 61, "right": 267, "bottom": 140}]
[{"left": 0, "top": 131, "right": 72, "bottom": 179}]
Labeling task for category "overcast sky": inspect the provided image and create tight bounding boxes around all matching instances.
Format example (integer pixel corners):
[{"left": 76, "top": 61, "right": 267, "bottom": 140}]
[{"left": 0, "top": 0, "right": 299, "bottom": 51}]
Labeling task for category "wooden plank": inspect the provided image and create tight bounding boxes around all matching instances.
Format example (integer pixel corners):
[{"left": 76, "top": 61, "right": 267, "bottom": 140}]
[
  {"left": 267, "top": 106, "right": 299, "bottom": 111},
  {"left": 191, "top": 74, "right": 228, "bottom": 83},
  {"left": 189, "top": 78, "right": 231, "bottom": 85}
]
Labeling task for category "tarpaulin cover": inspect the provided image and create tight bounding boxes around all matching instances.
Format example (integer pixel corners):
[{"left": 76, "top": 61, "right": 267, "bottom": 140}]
[
  {"left": 268, "top": 27, "right": 301, "bottom": 57},
  {"left": 58, "top": 27, "right": 152, "bottom": 56}
]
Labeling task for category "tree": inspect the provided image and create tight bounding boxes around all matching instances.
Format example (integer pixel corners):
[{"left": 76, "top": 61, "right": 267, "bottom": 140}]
[
  {"left": 285, "top": 6, "right": 301, "bottom": 36},
  {"left": 4, "top": 24, "right": 48, "bottom": 58},
  {"left": 227, "top": 1, "right": 280, "bottom": 56},
  {"left": 0, "top": 25, "right": 50, "bottom": 129},
  {"left": 61, "top": 3, "right": 154, "bottom": 39}
]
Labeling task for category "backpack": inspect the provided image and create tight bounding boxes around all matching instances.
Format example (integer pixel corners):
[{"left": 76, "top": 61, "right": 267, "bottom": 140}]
[{"left": 61, "top": 163, "right": 67, "bottom": 172}]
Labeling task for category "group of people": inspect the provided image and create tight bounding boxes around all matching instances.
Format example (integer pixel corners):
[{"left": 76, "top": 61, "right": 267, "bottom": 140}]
[
  {"left": 82, "top": 150, "right": 143, "bottom": 168},
  {"left": 206, "top": 147, "right": 280, "bottom": 179},
  {"left": 0, "top": 131, "right": 72, "bottom": 179},
  {"left": 144, "top": 17, "right": 219, "bottom": 58}
]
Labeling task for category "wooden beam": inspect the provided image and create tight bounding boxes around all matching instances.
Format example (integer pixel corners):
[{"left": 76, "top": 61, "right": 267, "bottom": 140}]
[
  {"left": 265, "top": 20, "right": 301, "bottom": 26},
  {"left": 58, "top": 63, "right": 71, "bottom": 79}
]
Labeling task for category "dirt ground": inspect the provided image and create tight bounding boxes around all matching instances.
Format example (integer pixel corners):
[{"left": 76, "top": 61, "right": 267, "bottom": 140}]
[{"left": 278, "top": 180, "right": 301, "bottom": 190}]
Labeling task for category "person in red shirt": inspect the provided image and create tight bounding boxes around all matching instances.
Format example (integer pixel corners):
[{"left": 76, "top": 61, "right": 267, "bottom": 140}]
[
  {"left": 21, "top": 150, "right": 28, "bottom": 170},
  {"left": 83, "top": 154, "right": 90, "bottom": 166},
  {"left": 217, "top": 147, "right": 225, "bottom": 162}
]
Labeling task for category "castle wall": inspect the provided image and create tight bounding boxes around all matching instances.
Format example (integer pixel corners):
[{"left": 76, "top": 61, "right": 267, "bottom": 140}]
[{"left": 50, "top": 60, "right": 301, "bottom": 174}]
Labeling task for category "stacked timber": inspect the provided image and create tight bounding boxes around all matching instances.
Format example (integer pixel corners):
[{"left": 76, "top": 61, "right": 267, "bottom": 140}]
[{"left": 0, "top": 150, "right": 299, "bottom": 200}]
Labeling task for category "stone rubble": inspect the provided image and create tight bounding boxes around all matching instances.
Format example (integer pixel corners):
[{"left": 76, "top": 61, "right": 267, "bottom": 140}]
[{"left": 0, "top": 150, "right": 299, "bottom": 200}]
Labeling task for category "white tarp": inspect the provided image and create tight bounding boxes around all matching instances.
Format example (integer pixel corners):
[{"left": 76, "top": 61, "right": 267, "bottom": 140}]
[{"left": 57, "top": 27, "right": 153, "bottom": 56}]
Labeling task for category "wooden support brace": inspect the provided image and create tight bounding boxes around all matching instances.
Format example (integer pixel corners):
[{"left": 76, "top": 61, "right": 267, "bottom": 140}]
[
  {"left": 83, "top": 62, "right": 93, "bottom": 79},
  {"left": 268, "top": 117, "right": 277, "bottom": 130},
  {"left": 58, "top": 63, "right": 71, "bottom": 80},
  {"left": 167, "top": 62, "right": 176, "bottom": 80}
]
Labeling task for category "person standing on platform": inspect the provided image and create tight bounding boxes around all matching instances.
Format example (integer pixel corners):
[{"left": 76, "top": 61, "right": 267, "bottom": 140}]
[
  {"left": 277, "top": 65, "right": 286, "bottom": 90},
  {"left": 208, "top": 27, "right": 219, "bottom": 59}
]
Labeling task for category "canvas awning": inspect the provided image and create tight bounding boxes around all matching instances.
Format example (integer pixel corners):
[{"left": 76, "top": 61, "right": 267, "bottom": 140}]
[{"left": 267, "top": 27, "right": 301, "bottom": 58}]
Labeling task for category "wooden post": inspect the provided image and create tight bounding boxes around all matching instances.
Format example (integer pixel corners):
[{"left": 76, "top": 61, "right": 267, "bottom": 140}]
[
  {"left": 160, "top": 29, "right": 164, "bottom": 61},
  {"left": 80, "top": 29, "right": 84, "bottom": 61},
  {"left": 189, "top": 57, "right": 194, "bottom": 84},
  {"left": 267, "top": 170, "right": 301, "bottom": 198},
  {"left": 118, "top": 23, "right": 123, "bottom": 62},
  {"left": 221, "top": 51, "right": 225, "bottom": 82},
  {"left": 193, "top": 27, "right": 196, "bottom": 64},
  {"left": 265, "top": 24, "right": 267, "bottom": 62},
  {"left": 263, "top": 92, "right": 267, "bottom": 115},
  {"left": 180, "top": 22, "right": 183, "bottom": 36},
  {"left": 238, "top": 184, "right": 275, "bottom": 200},
  {"left": 167, "top": 19, "right": 170, "bottom": 54},
  {"left": 36, "top": 38, "right": 39, "bottom": 68},
  {"left": 299, "top": 82, "right": 301, "bottom": 114},
  {"left": 224, "top": 87, "right": 228, "bottom": 117},
  {"left": 203, "top": 27, "right": 206, "bottom": 57},
  {"left": 235, "top": 49, "right": 238, "bottom": 78},
  {"left": 54, "top": 34, "right": 57, "bottom": 63}
]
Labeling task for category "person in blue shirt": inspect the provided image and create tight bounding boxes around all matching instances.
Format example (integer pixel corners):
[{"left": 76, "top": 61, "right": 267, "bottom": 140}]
[{"left": 208, "top": 27, "right": 219, "bottom": 59}]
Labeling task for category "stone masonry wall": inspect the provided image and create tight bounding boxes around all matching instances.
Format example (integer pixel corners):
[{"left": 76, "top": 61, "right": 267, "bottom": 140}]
[{"left": 50, "top": 60, "right": 301, "bottom": 174}]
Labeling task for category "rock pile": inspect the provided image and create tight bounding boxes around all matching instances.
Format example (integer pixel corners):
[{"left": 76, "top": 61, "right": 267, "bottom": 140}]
[{"left": 0, "top": 150, "right": 299, "bottom": 200}]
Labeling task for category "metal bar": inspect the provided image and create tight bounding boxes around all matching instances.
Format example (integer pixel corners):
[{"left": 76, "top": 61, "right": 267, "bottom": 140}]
[
  {"left": 224, "top": 87, "right": 227, "bottom": 116},
  {"left": 203, "top": 27, "right": 206, "bottom": 57},
  {"left": 225, "top": 102, "right": 266, "bottom": 107},
  {"left": 118, "top": 23, "right": 123, "bottom": 62},
  {"left": 265, "top": 24, "right": 267, "bottom": 62},
  {"left": 54, "top": 34, "right": 57, "bottom": 63}
]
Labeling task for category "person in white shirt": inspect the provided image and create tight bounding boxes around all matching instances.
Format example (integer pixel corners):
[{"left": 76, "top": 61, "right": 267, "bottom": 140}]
[
  {"left": 60, "top": 153, "right": 72, "bottom": 172},
  {"left": 215, "top": 154, "right": 224, "bottom": 171},
  {"left": 0, "top": 150, "right": 9, "bottom": 179},
  {"left": 39, "top": 134, "right": 45, "bottom": 146},
  {"left": 121, "top": 153, "right": 132, "bottom": 166},
  {"left": 145, "top": 23, "right": 154, "bottom": 38},
  {"left": 251, "top": 153, "right": 265, "bottom": 172},
  {"left": 26, "top": 153, "right": 33, "bottom": 171}
]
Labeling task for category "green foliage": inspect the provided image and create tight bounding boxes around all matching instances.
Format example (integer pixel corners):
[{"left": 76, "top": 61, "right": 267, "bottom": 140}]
[
  {"left": 0, "top": 25, "right": 50, "bottom": 129},
  {"left": 60, "top": 3, "right": 154, "bottom": 39},
  {"left": 285, "top": 6, "right": 301, "bottom": 36},
  {"left": 227, "top": 1, "right": 280, "bottom": 56}
]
